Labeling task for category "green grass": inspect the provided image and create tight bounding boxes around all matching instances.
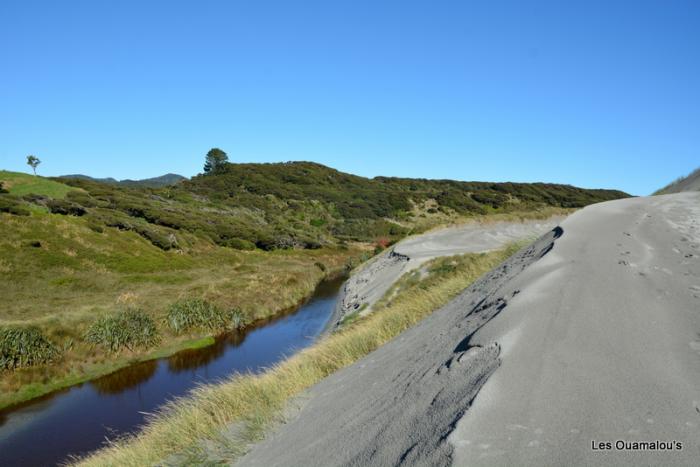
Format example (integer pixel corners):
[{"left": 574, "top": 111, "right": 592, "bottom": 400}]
[
  {"left": 75, "top": 243, "right": 522, "bottom": 466},
  {"left": 0, "top": 170, "right": 78, "bottom": 199}
]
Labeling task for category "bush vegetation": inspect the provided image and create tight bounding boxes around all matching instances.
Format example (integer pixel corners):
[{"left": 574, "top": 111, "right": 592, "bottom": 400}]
[
  {"left": 3, "top": 162, "right": 627, "bottom": 252},
  {"left": 0, "top": 195, "right": 31, "bottom": 216},
  {"left": 166, "top": 299, "right": 248, "bottom": 334},
  {"left": 84, "top": 309, "right": 160, "bottom": 352},
  {"left": 0, "top": 326, "right": 60, "bottom": 370}
]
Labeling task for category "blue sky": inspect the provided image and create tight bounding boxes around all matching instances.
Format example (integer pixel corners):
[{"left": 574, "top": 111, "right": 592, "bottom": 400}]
[{"left": 1, "top": 1, "right": 698, "bottom": 195}]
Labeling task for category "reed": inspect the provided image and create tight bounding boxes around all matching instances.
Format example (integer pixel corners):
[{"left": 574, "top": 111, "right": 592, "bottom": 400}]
[
  {"left": 84, "top": 308, "right": 160, "bottom": 352},
  {"left": 0, "top": 326, "right": 59, "bottom": 369},
  {"left": 166, "top": 299, "right": 249, "bottom": 334}
]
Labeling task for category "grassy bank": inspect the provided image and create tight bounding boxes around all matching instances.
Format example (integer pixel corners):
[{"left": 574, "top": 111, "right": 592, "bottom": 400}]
[
  {"left": 403, "top": 204, "right": 574, "bottom": 237},
  {"left": 76, "top": 242, "right": 522, "bottom": 466},
  {"left": 0, "top": 211, "right": 366, "bottom": 409}
]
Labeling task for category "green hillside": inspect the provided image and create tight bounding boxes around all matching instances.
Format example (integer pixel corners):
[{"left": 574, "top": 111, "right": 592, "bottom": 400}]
[
  {"left": 0, "top": 170, "right": 77, "bottom": 199},
  {"left": 185, "top": 161, "right": 629, "bottom": 220},
  {"left": 45, "top": 161, "right": 628, "bottom": 252}
]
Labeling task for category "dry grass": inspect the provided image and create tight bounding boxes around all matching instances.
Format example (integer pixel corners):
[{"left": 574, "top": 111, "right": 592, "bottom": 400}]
[
  {"left": 75, "top": 243, "right": 521, "bottom": 466},
  {"left": 401, "top": 203, "right": 573, "bottom": 237}
]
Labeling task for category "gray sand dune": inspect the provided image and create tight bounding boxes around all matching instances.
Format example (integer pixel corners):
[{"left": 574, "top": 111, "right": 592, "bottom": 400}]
[
  {"left": 326, "top": 218, "right": 561, "bottom": 331},
  {"left": 450, "top": 192, "right": 700, "bottom": 466},
  {"left": 656, "top": 167, "right": 700, "bottom": 194},
  {"left": 237, "top": 193, "right": 700, "bottom": 467}
]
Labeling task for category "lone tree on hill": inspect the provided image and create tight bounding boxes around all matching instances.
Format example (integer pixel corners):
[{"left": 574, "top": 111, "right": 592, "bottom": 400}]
[
  {"left": 27, "top": 155, "right": 41, "bottom": 175},
  {"left": 203, "top": 148, "right": 229, "bottom": 174}
]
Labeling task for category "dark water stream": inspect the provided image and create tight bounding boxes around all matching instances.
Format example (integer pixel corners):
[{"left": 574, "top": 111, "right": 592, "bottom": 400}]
[{"left": 0, "top": 277, "right": 343, "bottom": 466}]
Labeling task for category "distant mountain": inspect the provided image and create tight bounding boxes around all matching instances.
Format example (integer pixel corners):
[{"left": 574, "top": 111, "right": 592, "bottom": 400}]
[
  {"left": 655, "top": 167, "right": 700, "bottom": 195},
  {"left": 59, "top": 174, "right": 119, "bottom": 184},
  {"left": 119, "top": 173, "right": 186, "bottom": 188},
  {"left": 59, "top": 173, "right": 186, "bottom": 188}
]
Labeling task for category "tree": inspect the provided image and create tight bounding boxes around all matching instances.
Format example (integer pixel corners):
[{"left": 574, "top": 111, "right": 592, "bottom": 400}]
[
  {"left": 27, "top": 155, "right": 41, "bottom": 175},
  {"left": 203, "top": 148, "right": 229, "bottom": 174}
]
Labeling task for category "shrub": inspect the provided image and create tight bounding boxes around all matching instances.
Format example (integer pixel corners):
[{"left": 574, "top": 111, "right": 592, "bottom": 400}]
[
  {"left": 0, "top": 195, "right": 31, "bottom": 216},
  {"left": 46, "top": 199, "right": 87, "bottom": 216},
  {"left": 301, "top": 239, "right": 323, "bottom": 249},
  {"left": 135, "top": 226, "right": 178, "bottom": 250},
  {"left": 84, "top": 308, "right": 160, "bottom": 352},
  {"left": 223, "top": 238, "right": 256, "bottom": 250},
  {"left": 0, "top": 326, "right": 60, "bottom": 370},
  {"left": 91, "top": 209, "right": 134, "bottom": 230},
  {"left": 0, "top": 181, "right": 7, "bottom": 193},
  {"left": 21, "top": 193, "right": 49, "bottom": 204},
  {"left": 255, "top": 235, "right": 298, "bottom": 251},
  {"left": 89, "top": 209, "right": 178, "bottom": 250},
  {"left": 166, "top": 299, "right": 248, "bottom": 334},
  {"left": 66, "top": 190, "right": 100, "bottom": 207}
]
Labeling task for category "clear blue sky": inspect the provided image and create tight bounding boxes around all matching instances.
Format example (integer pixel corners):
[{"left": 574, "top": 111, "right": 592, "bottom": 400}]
[{"left": 1, "top": 1, "right": 698, "bottom": 195}]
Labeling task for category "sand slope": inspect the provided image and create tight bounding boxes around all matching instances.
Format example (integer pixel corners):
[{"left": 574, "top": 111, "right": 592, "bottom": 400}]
[
  {"left": 450, "top": 192, "right": 700, "bottom": 466},
  {"left": 656, "top": 167, "right": 700, "bottom": 194},
  {"left": 237, "top": 193, "right": 700, "bottom": 467},
  {"left": 325, "top": 218, "right": 561, "bottom": 331}
]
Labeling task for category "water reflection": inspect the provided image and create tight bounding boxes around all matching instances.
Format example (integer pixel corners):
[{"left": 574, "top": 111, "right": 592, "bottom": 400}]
[
  {"left": 167, "top": 338, "right": 231, "bottom": 373},
  {"left": 90, "top": 360, "right": 158, "bottom": 395}
]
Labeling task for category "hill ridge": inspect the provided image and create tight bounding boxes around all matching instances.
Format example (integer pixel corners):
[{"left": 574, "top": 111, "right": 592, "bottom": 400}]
[{"left": 58, "top": 173, "right": 185, "bottom": 188}]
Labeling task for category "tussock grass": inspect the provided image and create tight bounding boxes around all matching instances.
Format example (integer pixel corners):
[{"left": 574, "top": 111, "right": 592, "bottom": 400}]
[
  {"left": 76, "top": 243, "right": 521, "bottom": 466},
  {"left": 84, "top": 309, "right": 160, "bottom": 352},
  {"left": 166, "top": 299, "right": 248, "bottom": 334},
  {"left": 0, "top": 326, "right": 59, "bottom": 369}
]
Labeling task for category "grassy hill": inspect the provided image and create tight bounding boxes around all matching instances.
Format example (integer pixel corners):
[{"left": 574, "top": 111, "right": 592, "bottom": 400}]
[
  {"left": 0, "top": 163, "right": 628, "bottom": 409},
  {"left": 654, "top": 167, "right": 700, "bottom": 195},
  {"left": 0, "top": 170, "right": 78, "bottom": 199},
  {"left": 185, "top": 161, "right": 628, "bottom": 219},
  {"left": 45, "top": 161, "right": 628, "bottom": 252}
]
